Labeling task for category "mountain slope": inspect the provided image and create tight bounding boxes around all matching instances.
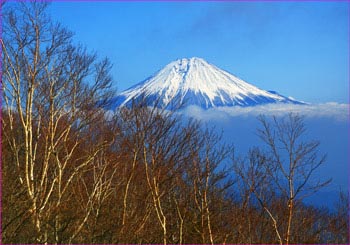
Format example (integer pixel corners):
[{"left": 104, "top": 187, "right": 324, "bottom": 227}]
[{"left": 110, "top": 57, "right": 303, "bottom": 109}]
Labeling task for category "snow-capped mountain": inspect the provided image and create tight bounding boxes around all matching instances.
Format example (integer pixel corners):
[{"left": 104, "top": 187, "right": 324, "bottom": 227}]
[{"left": 111, "top": 57, "right": 303, "bottom": 110}]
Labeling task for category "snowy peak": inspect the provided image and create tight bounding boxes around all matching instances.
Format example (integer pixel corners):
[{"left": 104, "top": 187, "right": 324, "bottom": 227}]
[{"left": 111, "top": 57, "right": 303, "bottom": 109}]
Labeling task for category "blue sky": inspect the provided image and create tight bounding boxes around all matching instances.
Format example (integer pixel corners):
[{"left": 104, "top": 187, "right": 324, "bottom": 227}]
[{"left": 49, "top": 1, "right": 349, "bottom": 103}]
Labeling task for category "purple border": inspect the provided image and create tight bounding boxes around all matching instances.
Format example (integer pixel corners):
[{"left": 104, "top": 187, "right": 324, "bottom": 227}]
[
  {"left": 347, "top": 1, "right": 350, "bottom": 243},
  {"left": 35, "top": 0, "right": 350, "bottom": 2},
  {"left": 0, "top": 1, "right": 349, "bottom": 245},
  {"left": 0, "top": 1, "right": 3, "bottom": 244}
]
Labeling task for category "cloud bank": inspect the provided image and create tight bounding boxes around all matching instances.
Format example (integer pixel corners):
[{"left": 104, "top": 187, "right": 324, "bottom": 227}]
[
  {"left": 181, "top": 102, "right": 349, "bottom": 122},
  {"left": 181, "top": 102, "right": 349, "bottom": 206}
]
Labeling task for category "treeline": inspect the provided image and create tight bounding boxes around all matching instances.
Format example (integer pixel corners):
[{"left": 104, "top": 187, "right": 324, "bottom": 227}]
[{"left": 1, "top": 2, "right": 349, "bottom": 244}]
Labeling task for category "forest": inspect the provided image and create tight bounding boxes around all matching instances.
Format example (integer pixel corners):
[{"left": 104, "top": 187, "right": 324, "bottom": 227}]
[{"left": 1, "top": 2, "right": 349, "bottom": 244}]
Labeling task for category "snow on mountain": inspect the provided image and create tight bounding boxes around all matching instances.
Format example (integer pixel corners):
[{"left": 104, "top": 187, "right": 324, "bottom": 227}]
[{"left": 110, "top": 57, "right": 304, "bottom": 110}]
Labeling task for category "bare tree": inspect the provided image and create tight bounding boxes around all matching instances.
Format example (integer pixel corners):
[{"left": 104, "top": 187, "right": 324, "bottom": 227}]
[
  {"left": 186, "top": 128, "right": 233, "bottom": 244},
  {"left": 136, "top": 106, "right": 195, "bottom": 245},
  {"left": 327, "top": 190, "right": 350, "bottom": 243},
  {"left": 234, "top": 114, "right": 331, "bottom": 244},
  {"left": 2, "top": 2, "right": 115, "bottom": 243}
]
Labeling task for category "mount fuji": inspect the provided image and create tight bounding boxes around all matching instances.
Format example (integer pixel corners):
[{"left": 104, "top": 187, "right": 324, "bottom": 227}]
[{"left": 110, "top": 57, "right": 304, "bottom": 110}]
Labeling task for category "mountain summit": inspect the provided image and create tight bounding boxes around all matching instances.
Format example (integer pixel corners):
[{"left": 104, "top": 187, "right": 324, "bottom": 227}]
[{"left": 111, "top": 57, "right": 303, "bottom": 109}]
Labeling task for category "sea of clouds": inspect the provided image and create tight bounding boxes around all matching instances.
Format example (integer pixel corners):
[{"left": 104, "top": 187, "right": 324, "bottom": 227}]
[
  {"left": 181, "top": 102, "right": 349, "bottom": 209},
  {"left": 181, "top": 102, "right": 349, "bottom": 122}
]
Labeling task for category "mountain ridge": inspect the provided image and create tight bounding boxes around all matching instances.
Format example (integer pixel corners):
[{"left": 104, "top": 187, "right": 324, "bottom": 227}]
[{"left": 110, "top": 57, "right": 304, "bottom": 110}]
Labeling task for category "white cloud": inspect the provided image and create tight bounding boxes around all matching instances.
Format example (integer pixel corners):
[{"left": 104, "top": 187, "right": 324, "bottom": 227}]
[{"left": 181, "top": 103, "right": 350, "bottom": 122}]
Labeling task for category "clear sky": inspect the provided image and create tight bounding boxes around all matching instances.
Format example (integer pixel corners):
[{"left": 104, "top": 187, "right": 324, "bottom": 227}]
[{"left": 49, "top": 1, "right": 349, "bottom": 103}]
